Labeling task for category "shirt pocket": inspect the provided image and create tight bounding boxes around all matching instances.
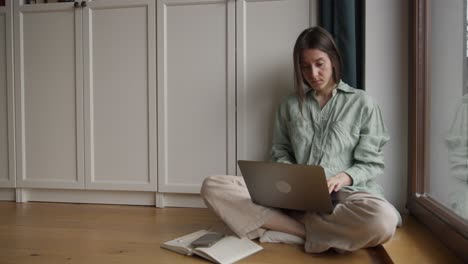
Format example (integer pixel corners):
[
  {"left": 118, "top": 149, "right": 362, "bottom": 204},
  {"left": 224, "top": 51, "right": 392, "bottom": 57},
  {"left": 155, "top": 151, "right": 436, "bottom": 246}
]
[
  {"left": 287, "top": 119, "right": 314, "bottom": 160},
  {"left": 327, "top": 121, "right": 360, "bottom": 153}
]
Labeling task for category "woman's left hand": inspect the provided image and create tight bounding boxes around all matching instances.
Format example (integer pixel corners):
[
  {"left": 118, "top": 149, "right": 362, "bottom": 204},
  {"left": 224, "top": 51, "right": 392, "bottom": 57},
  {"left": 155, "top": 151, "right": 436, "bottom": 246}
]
[{"left": 327, "top": 172, "right": 353, "bottom": 193}]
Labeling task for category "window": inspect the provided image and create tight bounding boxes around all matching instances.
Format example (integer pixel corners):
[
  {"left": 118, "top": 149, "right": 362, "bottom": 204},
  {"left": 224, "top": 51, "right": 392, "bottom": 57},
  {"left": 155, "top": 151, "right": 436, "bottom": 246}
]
[{"left": 409, "top": 0, "right": 468, "bottom": 261}]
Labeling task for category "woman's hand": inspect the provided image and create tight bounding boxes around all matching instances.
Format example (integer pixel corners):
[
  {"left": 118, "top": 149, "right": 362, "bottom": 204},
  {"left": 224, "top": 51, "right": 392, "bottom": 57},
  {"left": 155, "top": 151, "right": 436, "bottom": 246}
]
[{"left": 326, "top": 172, "right": 353, "bottom": 193}]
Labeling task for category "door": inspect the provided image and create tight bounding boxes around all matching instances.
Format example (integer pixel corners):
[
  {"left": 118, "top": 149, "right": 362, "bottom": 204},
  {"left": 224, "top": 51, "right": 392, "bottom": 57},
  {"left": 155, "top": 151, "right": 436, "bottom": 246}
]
[
  {"left": 0, "top": 0, "right": 14, "bottom": 188},
  {"left": 83, "top": 0, "right": 157, "bottom": 191},
  {"left": 157, "top": 0, "right": 236, "bottom": 193},
  {"left": 14, "top": 1, "right": 84, "bottom": 189}
]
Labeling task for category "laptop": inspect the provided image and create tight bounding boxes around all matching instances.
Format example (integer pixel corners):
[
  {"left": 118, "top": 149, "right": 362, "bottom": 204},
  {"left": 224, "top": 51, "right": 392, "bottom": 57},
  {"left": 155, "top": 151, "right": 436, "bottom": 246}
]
[{"left": 237, "top": 160, "right": 333, "bottom": 214}]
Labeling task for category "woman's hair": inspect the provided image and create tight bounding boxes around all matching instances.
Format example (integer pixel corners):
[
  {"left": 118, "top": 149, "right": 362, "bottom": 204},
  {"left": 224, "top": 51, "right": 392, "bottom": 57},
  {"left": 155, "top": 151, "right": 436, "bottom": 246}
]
[{"left": 293, "top": 26, "right": 343, "bottom": 106}]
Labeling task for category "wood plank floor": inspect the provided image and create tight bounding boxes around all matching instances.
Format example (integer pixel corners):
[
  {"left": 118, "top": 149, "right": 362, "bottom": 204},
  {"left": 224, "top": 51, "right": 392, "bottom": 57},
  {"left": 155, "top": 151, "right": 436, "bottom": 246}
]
[
  {"left": 383, "top": 215, "right": 462, "bottom": 264},
  {"left": 0, "top": 201, "right": 461, "bottom": 264}
]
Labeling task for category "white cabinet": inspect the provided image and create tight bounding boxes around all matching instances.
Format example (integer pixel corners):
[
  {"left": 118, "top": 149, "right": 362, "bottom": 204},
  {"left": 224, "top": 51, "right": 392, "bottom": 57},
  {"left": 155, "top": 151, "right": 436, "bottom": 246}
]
[
  {"left": 0, "top": 0, "right": 14, "bottom": 188},
  {"left": 8, "top": 0, "right": 317, "bottom": 205},
  {"left": 236, "top": 0, "right": 316, "bottom": 165},
  {"left": 14, "top": 0, "right": 156, "bottom": 191},
  {"left": 157, "top": 0, "right": 236, "bottom": 193}
]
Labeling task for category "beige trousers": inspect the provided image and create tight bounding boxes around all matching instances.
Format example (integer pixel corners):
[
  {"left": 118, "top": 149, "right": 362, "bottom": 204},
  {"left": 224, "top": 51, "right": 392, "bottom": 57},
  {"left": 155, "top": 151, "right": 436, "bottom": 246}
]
[{"left": 200, "top": 175, "right": 399, "bottom": 253}]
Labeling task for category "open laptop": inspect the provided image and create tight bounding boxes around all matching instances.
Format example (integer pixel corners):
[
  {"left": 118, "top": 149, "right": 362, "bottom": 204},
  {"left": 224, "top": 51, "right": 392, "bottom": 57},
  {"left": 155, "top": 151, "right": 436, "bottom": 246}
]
[{"left": 237, "top": 160, "right": 333, "bottom": 214}]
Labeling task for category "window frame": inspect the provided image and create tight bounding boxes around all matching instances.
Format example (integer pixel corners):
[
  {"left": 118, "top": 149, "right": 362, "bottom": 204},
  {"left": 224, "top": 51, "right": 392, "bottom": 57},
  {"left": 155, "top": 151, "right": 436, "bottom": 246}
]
[
  {"left": 464, "top": 0, "right": 467, "bottom": 95},
  {"left": 408, "top": 0, "right": 468, "bottom": 261}
]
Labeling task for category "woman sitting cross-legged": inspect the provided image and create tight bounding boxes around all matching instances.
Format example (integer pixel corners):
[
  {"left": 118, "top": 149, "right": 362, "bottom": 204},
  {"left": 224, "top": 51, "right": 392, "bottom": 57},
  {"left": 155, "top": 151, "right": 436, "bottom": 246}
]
[{"left": 201, "top": 26, "right": 401, "bottom": 254}]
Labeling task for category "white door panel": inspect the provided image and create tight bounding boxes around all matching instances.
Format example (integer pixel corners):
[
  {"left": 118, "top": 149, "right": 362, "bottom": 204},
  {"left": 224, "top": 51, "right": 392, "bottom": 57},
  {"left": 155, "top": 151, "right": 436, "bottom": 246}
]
[
  {"left": 83, "top": 0, "right": 157, "bottom": 191},
  {"left": 158, "top": 0, "right": 236, "bottom": 193},
  {"left": 0, "top": 1, "right": 14, "bottom": 188},
  {"left": 14, "top": 2, "right": 84, "bottom": 188}
]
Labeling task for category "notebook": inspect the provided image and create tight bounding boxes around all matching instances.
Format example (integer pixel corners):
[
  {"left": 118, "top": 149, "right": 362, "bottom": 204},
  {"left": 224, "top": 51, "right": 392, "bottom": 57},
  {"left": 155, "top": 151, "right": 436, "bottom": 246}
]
[
  {"left": 161, "top": 229, "right": 263, "bottom": 264},
  {"left": 238, "top": 160, "right": 334, "bottom": 213}
]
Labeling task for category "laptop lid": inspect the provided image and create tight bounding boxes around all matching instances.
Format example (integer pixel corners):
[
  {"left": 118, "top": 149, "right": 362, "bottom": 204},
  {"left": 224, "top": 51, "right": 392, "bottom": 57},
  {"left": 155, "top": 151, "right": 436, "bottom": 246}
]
[{"left": 238, "top": 160, "right": 333, "bottom": 214}]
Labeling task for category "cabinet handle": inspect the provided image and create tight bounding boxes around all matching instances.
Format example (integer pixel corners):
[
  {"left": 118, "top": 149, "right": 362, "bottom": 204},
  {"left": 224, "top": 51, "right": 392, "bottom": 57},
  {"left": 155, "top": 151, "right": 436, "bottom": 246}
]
[
  {"left": 81, "top": 1, "right": 87, "bottom": 7},
  {"left": 74, "top": 1, "right": 80, "bottom": 8}
]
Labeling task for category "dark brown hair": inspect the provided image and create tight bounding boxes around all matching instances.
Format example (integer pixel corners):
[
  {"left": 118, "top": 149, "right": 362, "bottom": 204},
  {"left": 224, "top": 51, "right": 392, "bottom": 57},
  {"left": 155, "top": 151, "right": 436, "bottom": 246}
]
[{"left": 293, "top": 26, "right": 343, "bottom": 106}]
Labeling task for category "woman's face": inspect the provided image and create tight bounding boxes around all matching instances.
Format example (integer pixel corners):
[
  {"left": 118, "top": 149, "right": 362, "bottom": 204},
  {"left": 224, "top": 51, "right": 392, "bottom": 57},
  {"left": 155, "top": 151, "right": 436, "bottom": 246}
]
[{"left": 300, "top": 48, "right": 335, "bottom": 94}]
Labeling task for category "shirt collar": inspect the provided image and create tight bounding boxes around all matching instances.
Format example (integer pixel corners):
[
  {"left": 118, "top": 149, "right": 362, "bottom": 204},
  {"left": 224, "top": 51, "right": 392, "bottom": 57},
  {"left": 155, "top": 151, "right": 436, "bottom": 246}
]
[
  {"left": 335, "top": 80, "right": 356, "bottom": 93},
  {"left": 307, "top": 80, "right": 355, "bottom": 98},
  {"left": 313, "top": 87, "right": 338, "bottom": 98}
]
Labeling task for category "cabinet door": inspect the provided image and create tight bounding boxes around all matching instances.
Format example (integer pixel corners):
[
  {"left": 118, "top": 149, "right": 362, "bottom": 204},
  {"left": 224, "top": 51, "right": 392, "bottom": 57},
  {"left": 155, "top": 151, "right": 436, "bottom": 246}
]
[
  {"left": 14, "top": 1, "right": 84, "bottom": 189},
  {"left": 0, "top": 1, "right": 14, "bottom": 188},
  {"left": 157, "top": 0, "right": 236, "bottom": 193},
  {"left": 83, "top": 0, "right": 157, "bottom": 191},
  {"left": 236, "top": 0, "right": 316, "bottom": 167}
]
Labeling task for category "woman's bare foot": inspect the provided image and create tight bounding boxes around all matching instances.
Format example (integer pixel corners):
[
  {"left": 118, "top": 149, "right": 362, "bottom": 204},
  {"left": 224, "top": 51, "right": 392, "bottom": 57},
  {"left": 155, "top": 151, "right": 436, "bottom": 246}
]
[{"left": 262, "top": 213, "right": 306, "bottom": 238}]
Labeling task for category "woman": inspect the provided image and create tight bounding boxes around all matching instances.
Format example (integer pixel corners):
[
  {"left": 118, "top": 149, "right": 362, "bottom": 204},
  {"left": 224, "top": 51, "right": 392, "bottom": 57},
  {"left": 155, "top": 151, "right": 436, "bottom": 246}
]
[{"left": 201, "top": 27, "right": 400, "bottom": 253}]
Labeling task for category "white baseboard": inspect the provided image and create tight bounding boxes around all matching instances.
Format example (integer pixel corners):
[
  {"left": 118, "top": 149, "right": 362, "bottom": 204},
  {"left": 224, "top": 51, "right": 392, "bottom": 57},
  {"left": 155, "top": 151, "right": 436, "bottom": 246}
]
[
  {"left": 0, "top": 188, "right": 15, "bottom": 201},
  {"left": 21, "top": 189, "right": 156, "bottom": 206},
  {"left": 157, "top": 193, "right": 206, "bottom": 208},
  {"left": 2, "top": 188, "right": 207, "bottom": 208}
]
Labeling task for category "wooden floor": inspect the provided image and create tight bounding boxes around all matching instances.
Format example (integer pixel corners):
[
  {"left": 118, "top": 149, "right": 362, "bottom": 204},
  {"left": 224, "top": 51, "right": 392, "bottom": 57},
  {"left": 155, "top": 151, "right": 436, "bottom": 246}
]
[{"left": 0, "top": 201, "right": 462, "bottom": 264}]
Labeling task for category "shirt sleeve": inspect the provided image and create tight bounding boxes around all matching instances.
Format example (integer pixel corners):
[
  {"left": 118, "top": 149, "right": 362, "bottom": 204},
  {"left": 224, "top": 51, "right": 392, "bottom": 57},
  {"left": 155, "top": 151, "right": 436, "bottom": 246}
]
[
  {"left": 344, "top": 102, "right": 390, "bottom": 185},
  {"left": 271, "top": 104, "right": 296, "bottom": 164}
]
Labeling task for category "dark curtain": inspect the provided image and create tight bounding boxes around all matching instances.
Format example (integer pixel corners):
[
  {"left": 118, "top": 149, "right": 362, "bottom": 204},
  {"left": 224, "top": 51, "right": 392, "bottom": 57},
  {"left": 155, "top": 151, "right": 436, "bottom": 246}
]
[{"left": 320, "top": 0, "right": 365, "bottom": 90}]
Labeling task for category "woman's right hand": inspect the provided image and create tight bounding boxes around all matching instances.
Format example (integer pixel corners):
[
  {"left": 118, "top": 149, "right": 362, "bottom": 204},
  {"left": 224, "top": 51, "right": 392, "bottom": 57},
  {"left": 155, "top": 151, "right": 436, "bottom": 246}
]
[{"left": 326, "top": 172, "right": 353, "bottom": 193}]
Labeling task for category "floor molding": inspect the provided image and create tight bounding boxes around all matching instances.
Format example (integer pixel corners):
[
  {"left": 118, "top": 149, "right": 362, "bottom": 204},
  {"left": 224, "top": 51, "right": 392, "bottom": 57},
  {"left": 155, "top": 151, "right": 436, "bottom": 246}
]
[
  {"left": 0, "top": 188, "right": 15, "bottom": 201},
  {"left": 157, "top": 193, "right": 206, "bottom": 208},
  {"left": 17, "top": 189, "right": 156, "bottom": 206},
  {"left": 1, "top": 188, "right": 207, "bottom": 208}
]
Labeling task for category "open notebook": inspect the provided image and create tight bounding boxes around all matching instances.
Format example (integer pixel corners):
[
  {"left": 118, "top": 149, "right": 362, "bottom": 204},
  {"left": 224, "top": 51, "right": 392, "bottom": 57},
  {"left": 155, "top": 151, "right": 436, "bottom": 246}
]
[{"left": 161, "top": 229, "right": 263, "bottom": 264}]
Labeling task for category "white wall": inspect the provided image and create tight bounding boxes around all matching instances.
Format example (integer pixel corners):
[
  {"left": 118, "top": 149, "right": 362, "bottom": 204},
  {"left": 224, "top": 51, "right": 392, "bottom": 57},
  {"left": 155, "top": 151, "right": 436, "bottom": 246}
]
[{"left": 365, "top": 0, "right": 408, "bottom": 212}]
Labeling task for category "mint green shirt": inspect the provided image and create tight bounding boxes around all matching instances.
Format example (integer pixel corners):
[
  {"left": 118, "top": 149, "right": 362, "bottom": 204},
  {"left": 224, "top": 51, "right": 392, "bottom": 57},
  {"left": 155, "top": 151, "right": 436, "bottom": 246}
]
[{"left": 271, "top": 81, "right": 389, "bottom": 198}]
